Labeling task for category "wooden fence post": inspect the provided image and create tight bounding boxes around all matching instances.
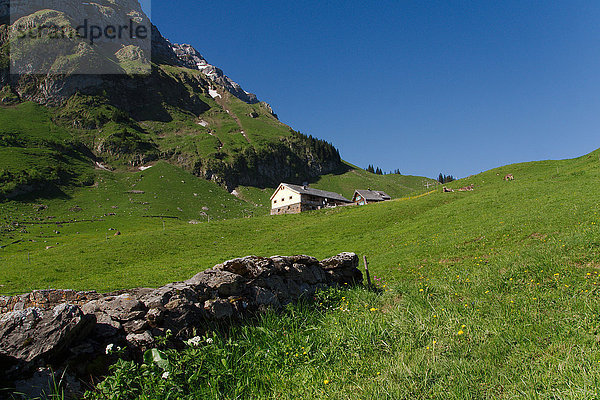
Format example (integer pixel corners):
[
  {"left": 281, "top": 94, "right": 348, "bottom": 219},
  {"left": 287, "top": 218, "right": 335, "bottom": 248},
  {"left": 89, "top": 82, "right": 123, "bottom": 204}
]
[{"left": 363, "top": 255, "right": 372, "bottom": 288}]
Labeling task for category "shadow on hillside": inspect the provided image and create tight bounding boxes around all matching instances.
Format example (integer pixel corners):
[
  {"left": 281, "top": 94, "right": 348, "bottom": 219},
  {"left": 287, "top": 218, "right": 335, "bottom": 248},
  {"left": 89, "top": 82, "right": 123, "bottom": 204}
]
[
  {"left": 243, "top": 163, "right": 353, "bottom": 191},
  {"left": 3, "top": 183, "right": 72, "bottom": 202},
  {"left": 282, "top": 163, "right": 353, "bottom": 188},
  {"left": 307, "top": 163, "right": 353, "bottom": 182}
]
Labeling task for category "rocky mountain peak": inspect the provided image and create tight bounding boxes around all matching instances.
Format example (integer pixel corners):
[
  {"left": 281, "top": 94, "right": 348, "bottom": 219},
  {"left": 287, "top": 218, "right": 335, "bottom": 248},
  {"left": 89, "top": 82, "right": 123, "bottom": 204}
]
[
  {"left": 0, "top": 0, "right": 259, "bottom": 104},
  {"left": 167, "top": 42, "right": 258, "bottom": 104}
]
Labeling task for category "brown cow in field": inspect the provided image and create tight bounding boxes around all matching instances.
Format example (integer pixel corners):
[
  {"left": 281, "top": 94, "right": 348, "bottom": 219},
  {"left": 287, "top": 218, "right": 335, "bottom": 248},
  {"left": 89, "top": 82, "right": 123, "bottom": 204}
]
[{"left": 503, "top": 174, "right": 514, "bottom": 181}]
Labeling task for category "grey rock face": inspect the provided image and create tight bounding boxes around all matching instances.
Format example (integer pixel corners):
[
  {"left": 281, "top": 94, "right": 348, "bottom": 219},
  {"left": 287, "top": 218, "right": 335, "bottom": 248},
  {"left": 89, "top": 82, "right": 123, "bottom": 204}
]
[
  {"left": 185, "top": 269, "right": 245, "bottom": 297},
  {"left": 126, "top": 330, "right": 154, "bottom": 349},
  {"left": 0, "top": 303, "right": 94, "bottom": 364},
  {"left": 93, "top": 312, "right": 122, "bottom": 339},
  {"left": 250, "top": 286, "right": 280, "bottom": 308},
  {"left": 203, "top": 299, "right": 234, "bottom": 319},
  {"left": 170, "top": 43, "right": 258, "bottom": 104},
  {"left": 321, "top": 252, "right": 363, "bottom": 285},
  {"left": 214, "top": 255, "right": 275, "bottom": 279},
  {"left": 96, "top": 294, "right": 147, "bottom": 322},
  {"left": 0, "top": 289, "right": 99, "bottom": 314},
  {"left": 321, "top": 252, "right": 359, "bottom": 270},
  {"left": 0, "top": 0, "right": 259, "bottom": 105},
  {"left": 0, "top": 1, "right": 8, "bottom": 20}
]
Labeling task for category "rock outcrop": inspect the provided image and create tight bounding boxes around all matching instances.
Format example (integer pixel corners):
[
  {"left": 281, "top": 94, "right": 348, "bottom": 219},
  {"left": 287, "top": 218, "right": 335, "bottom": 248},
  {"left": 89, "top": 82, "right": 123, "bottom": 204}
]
[
  {"left": 0, "top": 0, "right": 258, "bottom": 105},
  {"left": 169, "top": 43, "right": 258, "bottom": 104},
  {"left": 0, "top": 252, "right": 362, "bottom": 393},
  {"left": 0, "top": 304, "right": 95, "bottom": 369}
]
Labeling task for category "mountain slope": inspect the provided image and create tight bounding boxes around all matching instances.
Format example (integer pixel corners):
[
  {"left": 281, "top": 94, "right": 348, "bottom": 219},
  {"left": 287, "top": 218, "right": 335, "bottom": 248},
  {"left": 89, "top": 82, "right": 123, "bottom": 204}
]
[
  {"left": 0, "top": 102, "right": 95, "bottom": 197},
  {"left": 1, "top": 148, "right": 599, "bottom": 293},
  {"left": 233, "top": 166, "right": 437, "bottom": 212},
  {"left": 87, "top": 142, "right": 600, "bottom": 399},
  {"left": 311, "top": 162, "right": 436, "bottom": 200},
  {"left": 13, "top": 146, "right": 592, "bottom": 399},
  {"left": 0, "top": 0, "right": 351, "bottom": 196},
  {"left": 0, "top": 0, "right": 434, "bottom": 222}
]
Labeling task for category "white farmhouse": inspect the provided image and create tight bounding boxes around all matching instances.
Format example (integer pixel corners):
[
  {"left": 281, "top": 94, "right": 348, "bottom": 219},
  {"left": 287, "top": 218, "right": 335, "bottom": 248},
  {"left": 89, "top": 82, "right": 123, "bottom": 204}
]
[{"left": 270, "top": 183, "right": 352, "bottom": 215}]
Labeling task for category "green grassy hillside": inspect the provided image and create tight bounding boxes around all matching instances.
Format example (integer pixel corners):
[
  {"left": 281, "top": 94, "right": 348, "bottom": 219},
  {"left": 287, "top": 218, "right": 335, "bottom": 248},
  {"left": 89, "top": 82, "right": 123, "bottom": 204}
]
[
  {"left": 234, "top": 163, "right": 437, "bottom": 209},
  {"left": 1, "top": 62, "right": 346, "bottom": 193},
  {"left": 141, "top": 66, "right": 291, "bottom": 163},
  {"left": 311, "top": 162, "right": 437, "bottom": 200},
  {"left": 87, "top": 149, "right": 600, "bottom": 399},
  {"left": 0, "top": 101, "right": 433, "bottom": 217},
  {"left": 4, "top": 148, "right": 600, "bottom": 398},
  {"left": 0, "top": 160, "right": 257, "bottom": 248},
  {"left": 2, "top": 150, "right": 599, "bottom": 293},
  {"left": 0, "top": 102, "right": 95, "bottom": 196}
]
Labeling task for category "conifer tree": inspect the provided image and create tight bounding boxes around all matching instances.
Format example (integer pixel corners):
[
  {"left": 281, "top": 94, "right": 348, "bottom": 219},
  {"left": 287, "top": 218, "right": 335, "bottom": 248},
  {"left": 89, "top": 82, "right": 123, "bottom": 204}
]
[{"left": 438, "top": 173, "right": 456, "bottom": 184}]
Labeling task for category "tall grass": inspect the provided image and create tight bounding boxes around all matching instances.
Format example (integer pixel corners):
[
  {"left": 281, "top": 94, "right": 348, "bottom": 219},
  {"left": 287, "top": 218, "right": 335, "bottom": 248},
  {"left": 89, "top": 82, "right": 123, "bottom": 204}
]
[{"left": 87, "top": 274, "right": 600, "bottom": 399}]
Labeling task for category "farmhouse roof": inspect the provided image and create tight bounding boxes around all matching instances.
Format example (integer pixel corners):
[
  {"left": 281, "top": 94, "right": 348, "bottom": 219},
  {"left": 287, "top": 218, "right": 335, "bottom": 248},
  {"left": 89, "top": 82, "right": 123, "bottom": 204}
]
[
  {"left": 354, "top": 189, "right": 391, "bottom": 202},
  {"left": 271, "top": 183, "right": 352, "bottom": 203}
]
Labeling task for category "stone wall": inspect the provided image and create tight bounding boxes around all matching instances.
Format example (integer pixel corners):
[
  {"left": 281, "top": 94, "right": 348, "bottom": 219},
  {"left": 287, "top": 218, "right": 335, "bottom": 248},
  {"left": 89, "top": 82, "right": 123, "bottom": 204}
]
[
  {"left": 271, "top": 202, "right": 302, "bottom": 215},
  {"left": 0, "top": 290, "right": 101, "bottom": 314},
  {"left": 0, "top": 252, "right": 362, "bottom": 394}
]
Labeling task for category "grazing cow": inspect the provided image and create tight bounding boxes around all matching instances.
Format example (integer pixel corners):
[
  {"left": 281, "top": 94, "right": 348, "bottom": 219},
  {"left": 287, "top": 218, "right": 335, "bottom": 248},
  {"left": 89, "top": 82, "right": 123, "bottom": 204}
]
[
  {"left": 457, "top": 184, "right": 474, "bottom": 192},
  {"left": 443, "top": 186, "right": 454, "bottom": 193},
  {"left": 504, "top": 174, "right": 514, "bottom": 181}
]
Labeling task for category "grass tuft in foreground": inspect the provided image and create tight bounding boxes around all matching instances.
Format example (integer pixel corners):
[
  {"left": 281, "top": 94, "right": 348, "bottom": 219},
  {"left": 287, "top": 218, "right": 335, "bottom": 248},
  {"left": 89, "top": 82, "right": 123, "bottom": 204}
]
[{"left": 86, "top": 268, "right": 600, "bottom": 399}]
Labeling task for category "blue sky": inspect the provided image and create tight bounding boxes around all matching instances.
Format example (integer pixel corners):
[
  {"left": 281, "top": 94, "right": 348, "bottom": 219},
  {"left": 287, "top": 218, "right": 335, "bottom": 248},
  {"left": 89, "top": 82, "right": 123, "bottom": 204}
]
[{"left": 150, "top": 1, "right": 600, "bottom": 178}]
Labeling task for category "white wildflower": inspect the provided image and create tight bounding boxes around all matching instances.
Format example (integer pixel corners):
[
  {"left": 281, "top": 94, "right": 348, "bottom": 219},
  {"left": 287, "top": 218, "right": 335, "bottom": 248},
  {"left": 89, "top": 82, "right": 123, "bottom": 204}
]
[
  {"left": 105, "top": 344, "right": 114, "bottom": 354},
  {"left": 206, "top": 337, "right": 214, "bottom": 344},
  {"left": 161, "top": 371, "right": 170, "bottom": 379},
  {"left": 186, "top": 336, "right": 203, "bottom": 347}
]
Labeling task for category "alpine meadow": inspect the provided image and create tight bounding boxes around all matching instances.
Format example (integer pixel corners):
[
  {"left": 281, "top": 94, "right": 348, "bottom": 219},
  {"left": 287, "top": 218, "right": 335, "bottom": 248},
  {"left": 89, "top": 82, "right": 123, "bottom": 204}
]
[{"left": 1, "top": 1, "right": 600, "bottom": 399}]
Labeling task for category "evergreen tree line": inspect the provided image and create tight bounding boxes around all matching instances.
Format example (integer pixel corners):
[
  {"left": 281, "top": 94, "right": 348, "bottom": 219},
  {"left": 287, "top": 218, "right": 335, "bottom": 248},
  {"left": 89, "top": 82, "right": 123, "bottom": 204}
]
[
  {"left": 289, "top": 131, "right": 341, "bottom": 163},
  {"left": 438, "top": 173, "right": 455, "bottom": 184},
  {"left": 366, "top": 165, "right": 401, "bottom": 175}
]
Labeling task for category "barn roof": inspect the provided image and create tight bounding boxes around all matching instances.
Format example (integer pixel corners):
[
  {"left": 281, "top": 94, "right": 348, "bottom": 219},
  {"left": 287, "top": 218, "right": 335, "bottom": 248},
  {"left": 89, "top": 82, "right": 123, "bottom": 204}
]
[
  {"left": 271, "top": 183, "right": 352, "bottom": 203},
  {"left": 353, "top": 189, "right": 391, "bottom": 202}
]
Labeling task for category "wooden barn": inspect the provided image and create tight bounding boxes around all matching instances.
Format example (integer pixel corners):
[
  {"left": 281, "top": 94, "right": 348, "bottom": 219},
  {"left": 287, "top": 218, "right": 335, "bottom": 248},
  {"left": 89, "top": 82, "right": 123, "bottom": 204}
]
[{"left": 352, "top": 189, "right": 391, "bottom": 205}]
